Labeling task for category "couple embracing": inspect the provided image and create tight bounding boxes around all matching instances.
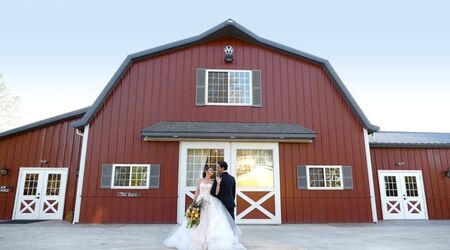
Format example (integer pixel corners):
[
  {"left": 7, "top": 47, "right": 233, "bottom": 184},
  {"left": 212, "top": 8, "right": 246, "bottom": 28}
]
[{"left": 164, "top": 161, "right": 246, "bottom": 250}]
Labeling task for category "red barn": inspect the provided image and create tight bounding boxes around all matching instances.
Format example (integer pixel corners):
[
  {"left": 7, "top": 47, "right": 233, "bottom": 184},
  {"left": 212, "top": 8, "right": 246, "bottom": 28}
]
[{"left": 1, "top": 19, "right": 449, "bottom": 224}]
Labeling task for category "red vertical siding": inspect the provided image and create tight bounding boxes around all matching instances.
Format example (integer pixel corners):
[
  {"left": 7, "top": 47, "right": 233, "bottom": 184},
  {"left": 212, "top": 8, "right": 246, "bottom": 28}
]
[
  {"left": 370, "top": 147, "right": 450, "bottom": 220},
  {"left": 0, "top": 117, "right": 83, "bottom": 220},
  {"left": 79, "top": 37, "right": 372, "bottom": 223}
]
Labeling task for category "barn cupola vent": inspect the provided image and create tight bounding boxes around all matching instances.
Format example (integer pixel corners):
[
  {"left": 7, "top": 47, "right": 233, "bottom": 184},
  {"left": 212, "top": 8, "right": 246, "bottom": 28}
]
[{"left": 224, "top": 45, "right": 234, "bottom": 63}]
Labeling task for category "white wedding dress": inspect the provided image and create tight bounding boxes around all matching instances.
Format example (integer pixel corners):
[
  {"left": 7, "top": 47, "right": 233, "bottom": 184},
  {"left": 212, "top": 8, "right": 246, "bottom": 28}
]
[{"left": 164, "top": 182, "right": 246, "bottom": 250}]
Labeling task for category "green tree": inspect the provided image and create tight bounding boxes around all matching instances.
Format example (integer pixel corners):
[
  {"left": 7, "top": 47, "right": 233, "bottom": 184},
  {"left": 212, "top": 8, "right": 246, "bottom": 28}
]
[{"left": 0, "top": 75, "right": 21, "bottom": 132}]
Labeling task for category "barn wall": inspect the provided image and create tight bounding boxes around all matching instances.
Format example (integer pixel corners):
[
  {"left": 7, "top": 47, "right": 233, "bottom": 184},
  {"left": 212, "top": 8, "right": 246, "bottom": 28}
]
[
  {"left": 80, "top": 37, "right": 371, "bottom": 223},
  {"left": 370, "top": 147, "right": 450, "bottom": 220},
  {"left": 0, "top": 117, "right": 83, "bottom": 220}
]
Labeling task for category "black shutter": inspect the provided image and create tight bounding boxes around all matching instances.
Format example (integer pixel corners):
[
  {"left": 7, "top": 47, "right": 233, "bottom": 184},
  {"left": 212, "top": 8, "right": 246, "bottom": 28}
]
[
  {"left": 149, "top": 164, "right": 160, "bottom": 189},
  {"left": 297, "top": 165, "right": 307, "bottom": 189},
  {"left": 101, "top": 164, "right": 113, "bottom": 189},
  {"left": 196, "top": 68, "right": 206, "bottom": 106},
  {"left": 252, "top": 70, "right": 262, "bottom": 107},
  {"left": 342, "top": 166, "right": 353, "bottom": 190}
]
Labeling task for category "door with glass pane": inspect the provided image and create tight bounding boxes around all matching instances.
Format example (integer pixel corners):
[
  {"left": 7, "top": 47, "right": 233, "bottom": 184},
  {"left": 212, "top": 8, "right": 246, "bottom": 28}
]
[
  {"left": 178, "top": 142, "right": 230, "bottom": 223},
  {"left": 178, "top": 142, "right": 281, "bottom": 224},
  {"left": 232, "top": 143, "right": 280, "bottom": 224},
  {"left": 14, "top": 168, "right": 68, "bottom": 220},
  {"left": 378, "top": 171, "right": 427, "bottom": 220}
]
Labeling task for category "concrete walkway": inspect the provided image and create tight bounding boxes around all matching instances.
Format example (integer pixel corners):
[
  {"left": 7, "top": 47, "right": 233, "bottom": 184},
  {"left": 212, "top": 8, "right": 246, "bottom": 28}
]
[{"left": 0, "top": 221, "right": 449, "bottom": 249}]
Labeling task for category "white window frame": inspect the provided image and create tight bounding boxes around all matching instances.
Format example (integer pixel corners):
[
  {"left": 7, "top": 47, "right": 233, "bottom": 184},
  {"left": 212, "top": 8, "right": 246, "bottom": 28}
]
[
  {"left": 205, "top": 69, "right": 253, "bottom": 106},
  {"left": 306, "top": 165, "right": 344, "bottom": 190},
  {"left": 111, "top": 164, "right": 150, "bottom": 189}
]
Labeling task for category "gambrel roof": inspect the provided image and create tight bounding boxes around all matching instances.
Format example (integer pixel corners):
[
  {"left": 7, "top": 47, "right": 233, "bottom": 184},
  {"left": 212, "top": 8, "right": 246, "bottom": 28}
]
[{"left": 72, "top": 19, "right": 379, "bottom": 133}]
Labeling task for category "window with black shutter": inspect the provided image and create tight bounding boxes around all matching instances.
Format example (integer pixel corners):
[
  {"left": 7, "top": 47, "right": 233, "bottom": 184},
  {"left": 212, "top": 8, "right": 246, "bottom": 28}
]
[{"left": 196, "top": 68, "right": 262, "bottom": 107}]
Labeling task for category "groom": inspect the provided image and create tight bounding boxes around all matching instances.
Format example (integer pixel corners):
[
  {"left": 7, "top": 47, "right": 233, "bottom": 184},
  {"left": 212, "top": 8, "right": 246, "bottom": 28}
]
[{"left": 211, "top": 161, "right": 236, "bottom": 220}]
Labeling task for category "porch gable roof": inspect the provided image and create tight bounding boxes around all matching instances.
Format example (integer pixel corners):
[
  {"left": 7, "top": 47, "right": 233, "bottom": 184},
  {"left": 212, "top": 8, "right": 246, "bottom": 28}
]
[{"left": 141, "top": 121, "right": 316, "bottom": 142}]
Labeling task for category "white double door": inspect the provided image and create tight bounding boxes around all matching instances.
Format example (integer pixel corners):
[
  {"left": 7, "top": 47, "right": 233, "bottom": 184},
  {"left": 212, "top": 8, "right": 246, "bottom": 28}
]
[
  {"left": 378, "top": 170, "right": 428, "bottom": 220},
  {"left": 13, "top": 168, "right": 68, "bottom": 220},
  {"left": 178, "top": 142, "right": 281, "bottom": 224}
]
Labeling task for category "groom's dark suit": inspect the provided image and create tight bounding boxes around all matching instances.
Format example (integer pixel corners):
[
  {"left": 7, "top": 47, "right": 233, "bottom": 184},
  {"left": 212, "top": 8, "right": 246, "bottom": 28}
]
[{"left": 211, "top": 171, "right": 236, "bottom": 220}]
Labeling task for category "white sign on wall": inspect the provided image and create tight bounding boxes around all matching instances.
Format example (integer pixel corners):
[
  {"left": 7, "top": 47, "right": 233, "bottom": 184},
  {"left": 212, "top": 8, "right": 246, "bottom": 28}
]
[{"left": 0, "top": 185, "right": 12, "bottom": 192}]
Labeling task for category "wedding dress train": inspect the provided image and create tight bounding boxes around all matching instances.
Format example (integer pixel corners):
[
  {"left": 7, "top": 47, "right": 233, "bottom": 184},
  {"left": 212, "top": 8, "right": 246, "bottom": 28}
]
[{"left": 164, "top": 182, "right": 246, "bottom": 250}]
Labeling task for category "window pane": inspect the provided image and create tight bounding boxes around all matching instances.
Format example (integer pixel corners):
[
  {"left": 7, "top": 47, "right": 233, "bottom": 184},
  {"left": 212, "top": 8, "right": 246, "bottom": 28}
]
[
  {"left": 114, "top": 166, "right": 131, "bottom": 186},
  {"left": 236, "top": 149, "right": 274, "bottom": 187},
  {"left": 131, "top": 166, "right": 148, "bottom": 187},
  {"left": 46, "top": 174, "right": 61, "bottom": 195},
  {"left": 309, "top": 168, "right": 325, "bottom": 187},
  {"left": 384, "top": 176, "right": 398, "bottom": 197},
  {"left": 404, "top": 176, "right": 418, "bottom": 197},
  {"left": 186, "top": 149, "right": 224, "bottom": 187},
  {"left": 325, "top": 168, "right": 341, "bottom": 188},
  {"left": 207, "top": 72, "right": 228, "bottom": 103},
  {"left": 23, "top": 173, "right": 39, "bottom": 195},
  {"left": 229, "top": 71, "right": 251, "bottom": 104}
]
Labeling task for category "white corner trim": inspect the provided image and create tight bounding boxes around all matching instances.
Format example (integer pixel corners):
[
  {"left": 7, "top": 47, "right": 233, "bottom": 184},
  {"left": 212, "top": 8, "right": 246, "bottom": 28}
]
[
  {"left": 11, "top": 169, "right": 23, "bottom": 220},
  {"left": 73, "top": 125, "right": 90, "bottom": 224},
  {"left": 363, "top": 128, "right": 378, "bottom": 223}
]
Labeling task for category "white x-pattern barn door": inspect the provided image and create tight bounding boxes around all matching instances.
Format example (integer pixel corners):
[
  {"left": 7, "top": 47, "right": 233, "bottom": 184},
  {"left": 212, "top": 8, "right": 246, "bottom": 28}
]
[
  {"left": 13, "top": 168, "right": 68, "bottom": 220},
  {"left": 178, "top": 142, "right": 281, "bottom": 224},
  {"left": 231, "top": 142, "right": 281, "bottom": 224},
  {"left": 378, "top": 170, "right": 428, "bottom": 220}
]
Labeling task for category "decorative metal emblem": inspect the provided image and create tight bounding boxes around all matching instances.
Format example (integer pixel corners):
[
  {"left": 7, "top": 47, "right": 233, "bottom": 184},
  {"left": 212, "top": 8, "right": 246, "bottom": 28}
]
[{"left": 224, "top": 45, "right": 234, "bottom": 62}]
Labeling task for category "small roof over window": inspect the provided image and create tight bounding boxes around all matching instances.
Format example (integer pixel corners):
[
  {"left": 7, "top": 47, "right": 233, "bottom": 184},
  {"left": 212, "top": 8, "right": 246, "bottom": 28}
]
[{"left": 141, "top": 121, "right": 316, "bottom": 142}]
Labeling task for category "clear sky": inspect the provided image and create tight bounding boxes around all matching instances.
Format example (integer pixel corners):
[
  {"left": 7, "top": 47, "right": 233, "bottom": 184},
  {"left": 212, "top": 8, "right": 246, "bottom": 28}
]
[{"left": 1, "top": 0, "right": 449, "bottom": 132}]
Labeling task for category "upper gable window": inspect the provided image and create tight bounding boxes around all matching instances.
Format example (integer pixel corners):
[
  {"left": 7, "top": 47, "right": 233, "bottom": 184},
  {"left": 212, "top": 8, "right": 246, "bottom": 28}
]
[{"left": 206, "top": 70, "right": 252, "bottom": 105}]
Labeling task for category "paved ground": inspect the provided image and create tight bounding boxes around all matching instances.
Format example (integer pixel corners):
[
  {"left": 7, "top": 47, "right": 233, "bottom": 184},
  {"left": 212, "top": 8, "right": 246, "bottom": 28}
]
[{"left": 0, "top": 220, "right": 449, "bottom": 249}]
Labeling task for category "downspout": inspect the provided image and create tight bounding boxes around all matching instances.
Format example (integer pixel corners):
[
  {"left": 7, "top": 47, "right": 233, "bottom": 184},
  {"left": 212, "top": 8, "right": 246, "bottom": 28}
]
[
  {"left": 76, "top": 128, "right": 84, "bottom": 136},
  {"left": 363, "top": 128, "right": 378, "bottom": 223},
  {"left": 73, "top": 125, "right": 89, "bottom": 224}
]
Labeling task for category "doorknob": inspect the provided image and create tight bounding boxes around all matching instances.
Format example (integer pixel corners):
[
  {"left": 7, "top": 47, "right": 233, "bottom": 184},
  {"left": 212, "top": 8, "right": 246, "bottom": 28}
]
[{"left": 36, "top": 197, "right": 40, "bottom": 199}]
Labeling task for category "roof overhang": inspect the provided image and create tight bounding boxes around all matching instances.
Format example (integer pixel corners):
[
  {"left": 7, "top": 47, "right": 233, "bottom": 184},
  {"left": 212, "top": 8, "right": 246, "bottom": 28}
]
[
  {"left": 141, "top": 121, "right": 316, "bottom": 143},
  {"left": 369, "top": 131, "right": 450, "bottom": 148},
  {"left": 0, "top": 107, "right": 89, "bottom": 139},
  {"left": 369, "top": 143, "right": 450, "bottom": 148}
]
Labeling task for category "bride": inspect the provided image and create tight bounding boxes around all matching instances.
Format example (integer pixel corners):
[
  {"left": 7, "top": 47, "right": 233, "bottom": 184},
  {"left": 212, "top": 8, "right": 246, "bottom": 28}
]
[{"left": 164, "top": 165, "right": 246, "bottom": 250}]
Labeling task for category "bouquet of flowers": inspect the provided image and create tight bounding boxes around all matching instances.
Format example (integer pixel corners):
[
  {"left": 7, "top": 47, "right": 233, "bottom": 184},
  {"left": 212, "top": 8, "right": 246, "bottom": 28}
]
[{"left": 185, "top": 198, "right": 207, "bottom": 228}]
